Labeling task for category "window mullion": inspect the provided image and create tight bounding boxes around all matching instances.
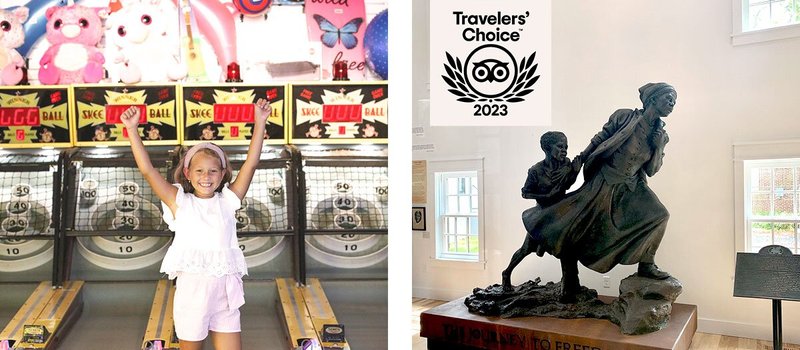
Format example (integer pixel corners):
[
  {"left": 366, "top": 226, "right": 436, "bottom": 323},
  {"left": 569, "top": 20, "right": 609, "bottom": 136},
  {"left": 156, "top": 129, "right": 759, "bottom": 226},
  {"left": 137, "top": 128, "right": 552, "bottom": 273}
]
[
  {"left": 771, "top": 168, "right": 776, "bottom": 246},
  {"left": 770, "top": 167, "right": 775, "bottom": 217},
  {"left": 792, "top": 166, "right": 800, "bottom": 217}
]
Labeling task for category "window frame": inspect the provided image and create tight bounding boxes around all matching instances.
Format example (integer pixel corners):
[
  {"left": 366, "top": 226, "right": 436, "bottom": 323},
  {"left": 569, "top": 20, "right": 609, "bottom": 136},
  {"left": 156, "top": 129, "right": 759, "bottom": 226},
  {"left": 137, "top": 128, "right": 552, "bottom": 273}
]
[
  {"left": 427, "top": 158, "right": 485, "bottom": 263},
  {"left": 435, "top": 171, "right": 480, "bottom": 260},
  {"left": 732, "top": 0, "right": 800, "bottom": 45},
  {"left": 733, "top": 140, "right": 800, "bottom": 254},
  {"left": 742, "top": 158, "right": 800, "bottom": 253}
]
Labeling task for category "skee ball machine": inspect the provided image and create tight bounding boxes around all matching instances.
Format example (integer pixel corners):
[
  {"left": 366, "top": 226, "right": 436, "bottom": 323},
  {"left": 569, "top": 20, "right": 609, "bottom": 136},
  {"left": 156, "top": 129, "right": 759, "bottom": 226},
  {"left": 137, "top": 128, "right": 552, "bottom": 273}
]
[
  {"left": 278, "top": 81, "right": 388, "bottom": 349},
  {"left": 64, "top": 83, "right": 180, "bottom": 281},
  {"left": 181, "top": 83, "right": 294, "bottom": 279},
  {"left": 290, "top": 82, "right": 388, "bottom": 281},
  {"left": 62, "top": 83, "right": 185, "bottom": 349},
  {"left": 180, "top": 83, "right": 295, "bottom": 350},
  {"left": 0, "top": 85, "right": 84, "bottom": 349}
]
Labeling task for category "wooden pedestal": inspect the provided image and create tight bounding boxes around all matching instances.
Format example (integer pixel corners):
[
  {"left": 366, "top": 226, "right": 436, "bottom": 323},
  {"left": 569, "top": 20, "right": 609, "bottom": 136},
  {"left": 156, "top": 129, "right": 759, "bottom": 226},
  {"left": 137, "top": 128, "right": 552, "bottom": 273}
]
[{"left": 420, "top": 297, "right": 697, "bottom": 350}]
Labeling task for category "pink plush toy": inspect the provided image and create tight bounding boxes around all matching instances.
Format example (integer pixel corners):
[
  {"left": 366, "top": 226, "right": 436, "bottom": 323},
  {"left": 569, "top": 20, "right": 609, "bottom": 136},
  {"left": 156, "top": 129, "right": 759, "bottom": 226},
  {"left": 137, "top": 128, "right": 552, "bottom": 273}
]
[
  {"left": 38, "top": 4, "right": 107, "bottom": 85},
  {"left": 0, "top": 7, "right": 30, "bottom": 86}
]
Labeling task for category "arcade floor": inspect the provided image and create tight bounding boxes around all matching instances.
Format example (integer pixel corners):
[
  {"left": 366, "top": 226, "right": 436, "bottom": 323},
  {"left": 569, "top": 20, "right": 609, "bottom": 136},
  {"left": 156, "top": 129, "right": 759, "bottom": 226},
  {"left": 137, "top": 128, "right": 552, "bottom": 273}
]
[{"left": 1, "top": 279, "right": 388, "bottom": 349}]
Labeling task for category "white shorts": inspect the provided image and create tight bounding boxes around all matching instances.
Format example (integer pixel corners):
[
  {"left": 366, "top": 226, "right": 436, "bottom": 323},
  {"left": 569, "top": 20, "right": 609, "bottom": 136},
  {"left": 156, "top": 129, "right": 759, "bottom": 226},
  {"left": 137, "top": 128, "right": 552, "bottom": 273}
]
[{"left": 173, "top": 272, "right": 245, "bottom": 341}]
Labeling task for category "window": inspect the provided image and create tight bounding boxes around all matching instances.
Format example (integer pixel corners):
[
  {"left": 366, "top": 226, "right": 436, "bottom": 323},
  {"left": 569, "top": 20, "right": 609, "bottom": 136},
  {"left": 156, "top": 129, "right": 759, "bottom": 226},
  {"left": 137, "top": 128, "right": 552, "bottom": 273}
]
[
  {"left": 743, "top": 0, "right": 800, "bottom": 31},
  {"left": 743, "top": 159, "right": 800, "bottom": 253},
  {"left": 430, "top": 159, "right": 484, "bottom": 262},
  {"left": 436, "top": 171, "right": 479, "bottom": 260},
  {"left": 733, "top": 0, "right": 800, "bottom": 45}
]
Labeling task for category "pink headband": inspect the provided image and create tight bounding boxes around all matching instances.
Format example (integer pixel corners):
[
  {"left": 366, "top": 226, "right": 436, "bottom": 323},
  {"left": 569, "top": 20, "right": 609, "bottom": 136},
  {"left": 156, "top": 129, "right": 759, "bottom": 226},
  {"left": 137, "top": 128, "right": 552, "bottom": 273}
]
[{"left": 183, "top": 142, "right": 227, "bottom": 169}]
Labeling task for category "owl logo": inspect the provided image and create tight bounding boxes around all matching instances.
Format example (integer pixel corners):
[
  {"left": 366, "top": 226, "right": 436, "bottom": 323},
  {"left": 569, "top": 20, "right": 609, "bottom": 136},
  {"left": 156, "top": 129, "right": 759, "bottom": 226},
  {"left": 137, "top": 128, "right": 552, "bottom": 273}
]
[
  {"left": 472, "top": 59, "right": 511, "bottom": 83},
  {"left": 441, "top": 44, "right": 539, "bottom": 102}
]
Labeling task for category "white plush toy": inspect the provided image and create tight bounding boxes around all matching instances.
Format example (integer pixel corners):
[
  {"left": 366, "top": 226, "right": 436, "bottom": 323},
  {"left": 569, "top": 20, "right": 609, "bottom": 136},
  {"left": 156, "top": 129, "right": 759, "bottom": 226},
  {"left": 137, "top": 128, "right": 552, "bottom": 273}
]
[
  {"left": 0, "top": 7, "right": 29, "bottom": 85},
  {"left": 105, "top": 0, "right": 187, "bottom": 83}
]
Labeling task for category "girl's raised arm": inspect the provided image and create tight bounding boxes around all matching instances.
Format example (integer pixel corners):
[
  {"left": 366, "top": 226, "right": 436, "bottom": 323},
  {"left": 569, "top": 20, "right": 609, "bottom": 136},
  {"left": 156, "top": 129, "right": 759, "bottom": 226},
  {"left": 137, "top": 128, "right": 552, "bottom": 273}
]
[
  {"left": 229, "top": 98, "right": 271, "bottom": 199},
  {"left": 120, "top": 107, "right": 179, "bottom": 214}
]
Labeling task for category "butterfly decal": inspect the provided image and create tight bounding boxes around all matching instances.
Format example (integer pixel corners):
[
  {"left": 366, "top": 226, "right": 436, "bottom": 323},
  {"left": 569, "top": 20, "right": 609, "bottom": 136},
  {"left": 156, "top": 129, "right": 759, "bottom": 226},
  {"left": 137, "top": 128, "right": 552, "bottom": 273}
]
[{"left": 312, "top": 14, "right": 364, "bottom": 50}]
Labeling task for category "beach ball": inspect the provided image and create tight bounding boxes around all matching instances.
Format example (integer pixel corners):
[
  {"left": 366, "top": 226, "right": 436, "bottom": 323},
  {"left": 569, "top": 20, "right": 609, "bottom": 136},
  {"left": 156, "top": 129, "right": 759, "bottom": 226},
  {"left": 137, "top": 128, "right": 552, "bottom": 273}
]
[
  {"left": 233, "top": 0, "right": 271, "bottom": 17},
  {"left": 364, "top": 9, "right": 387, "bottom": 80}
]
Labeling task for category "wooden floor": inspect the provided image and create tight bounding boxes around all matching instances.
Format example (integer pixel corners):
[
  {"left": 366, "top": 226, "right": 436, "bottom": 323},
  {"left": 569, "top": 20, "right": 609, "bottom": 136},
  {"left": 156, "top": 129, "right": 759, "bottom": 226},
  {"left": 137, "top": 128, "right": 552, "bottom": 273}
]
[{"left": 411, "top": 298, "right": 800, "bottom": 350}]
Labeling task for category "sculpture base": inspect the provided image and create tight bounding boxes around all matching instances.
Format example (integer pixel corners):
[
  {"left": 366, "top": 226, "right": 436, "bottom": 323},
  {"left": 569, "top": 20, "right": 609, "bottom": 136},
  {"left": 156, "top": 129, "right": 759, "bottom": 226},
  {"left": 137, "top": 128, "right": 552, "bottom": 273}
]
[{"left": 420, "top": 296, "right": 697, "bottom": 350}]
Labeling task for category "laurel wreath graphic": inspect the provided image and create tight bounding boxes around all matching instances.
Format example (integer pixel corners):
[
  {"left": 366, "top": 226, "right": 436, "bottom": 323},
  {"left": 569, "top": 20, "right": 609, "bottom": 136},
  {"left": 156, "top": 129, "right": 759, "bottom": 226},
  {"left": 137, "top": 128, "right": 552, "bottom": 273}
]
[{"left": 442, "top": 51, "right": 540, "bottom": 103}]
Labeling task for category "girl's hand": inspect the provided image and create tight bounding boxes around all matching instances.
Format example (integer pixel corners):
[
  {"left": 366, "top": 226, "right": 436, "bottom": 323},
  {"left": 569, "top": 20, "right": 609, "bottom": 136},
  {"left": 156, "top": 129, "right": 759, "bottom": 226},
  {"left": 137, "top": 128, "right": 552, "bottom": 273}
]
[
  {"left": 120, "top": 106, "right": 141, "bottom": 131},
  {"left": 255, "top": 98, "right": 271, "bottom": 124}
]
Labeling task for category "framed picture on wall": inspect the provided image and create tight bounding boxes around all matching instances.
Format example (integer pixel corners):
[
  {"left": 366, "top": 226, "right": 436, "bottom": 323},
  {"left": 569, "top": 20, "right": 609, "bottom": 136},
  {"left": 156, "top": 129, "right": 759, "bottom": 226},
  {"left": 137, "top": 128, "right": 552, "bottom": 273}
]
[{"left": 412, "top": 207, "right": 426, "bottom": 231}]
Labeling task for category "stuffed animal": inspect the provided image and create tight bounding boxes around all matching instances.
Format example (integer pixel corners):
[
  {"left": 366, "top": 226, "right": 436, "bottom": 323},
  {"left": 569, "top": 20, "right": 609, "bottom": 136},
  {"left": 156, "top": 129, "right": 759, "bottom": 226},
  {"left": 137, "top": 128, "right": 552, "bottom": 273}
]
[
  {"left": 105, "top": 0, "right": 186, "bottom": 83},
  {"left": 38, "top": 4, "right": 107, "bottom": 85},
  {"left": 0, "top": 7, "right": 30, "bottom": 86}
]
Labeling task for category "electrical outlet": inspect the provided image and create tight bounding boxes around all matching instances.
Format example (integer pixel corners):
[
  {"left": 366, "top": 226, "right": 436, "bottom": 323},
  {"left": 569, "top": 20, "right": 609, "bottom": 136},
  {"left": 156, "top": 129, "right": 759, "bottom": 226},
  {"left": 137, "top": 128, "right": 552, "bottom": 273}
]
[{"left": 603, "top": 276, "right": 610, "bottom": 288}]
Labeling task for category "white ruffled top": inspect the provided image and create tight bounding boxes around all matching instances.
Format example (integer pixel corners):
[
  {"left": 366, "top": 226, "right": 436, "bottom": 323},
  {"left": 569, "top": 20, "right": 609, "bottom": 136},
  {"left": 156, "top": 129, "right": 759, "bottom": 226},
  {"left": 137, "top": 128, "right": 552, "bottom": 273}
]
[{"left": 159, "top": 184, "right": 248, "bottom": 280}]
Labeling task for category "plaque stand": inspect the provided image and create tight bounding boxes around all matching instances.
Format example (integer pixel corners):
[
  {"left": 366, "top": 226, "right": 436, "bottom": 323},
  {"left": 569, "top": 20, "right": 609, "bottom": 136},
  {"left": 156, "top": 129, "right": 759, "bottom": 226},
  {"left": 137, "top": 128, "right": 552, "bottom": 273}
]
[
  {"left": 772, "top": 300, "right": 782, "bottom": 350},
  {"left": 733, "top": 245, "right": 800, "bottom": 350}
]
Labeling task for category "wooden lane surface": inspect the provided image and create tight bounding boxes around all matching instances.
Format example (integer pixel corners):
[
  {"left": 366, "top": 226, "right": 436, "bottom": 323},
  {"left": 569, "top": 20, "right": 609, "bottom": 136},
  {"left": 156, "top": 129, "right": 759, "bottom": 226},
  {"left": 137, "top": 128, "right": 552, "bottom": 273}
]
[
  {"left": 300, "top": 278, "right": 349, "bottom": 349},
  {"left": 142, "top": 279, "right": 179, "bottom": 350},
  {"left": 276, "top": 278, "right": 319, "bottom": 348},
  {"left": 11, "top": 280, "right": 84, "bottom": 349}
]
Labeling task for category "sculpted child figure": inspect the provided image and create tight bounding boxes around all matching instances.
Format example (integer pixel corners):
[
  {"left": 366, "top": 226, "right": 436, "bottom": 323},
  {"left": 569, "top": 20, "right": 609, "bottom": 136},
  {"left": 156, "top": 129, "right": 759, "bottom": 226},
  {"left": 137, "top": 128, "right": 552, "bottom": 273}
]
[
  {"left": 502, "top": 131, "right": 581, "bottom": 291},
  {"left": 121, "top": 98, "right": 271, "bottom": 350}
]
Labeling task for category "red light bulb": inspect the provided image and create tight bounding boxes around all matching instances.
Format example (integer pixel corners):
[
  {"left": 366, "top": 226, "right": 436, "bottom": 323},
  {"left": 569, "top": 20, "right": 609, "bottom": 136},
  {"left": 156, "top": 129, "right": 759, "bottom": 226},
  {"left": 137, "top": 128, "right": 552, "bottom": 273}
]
[
  {"left": 226, "top": 62, "right": 242, "bottom": 83},
  {"left": 332, "top": 61, "right": 349, "bottom": 81}
]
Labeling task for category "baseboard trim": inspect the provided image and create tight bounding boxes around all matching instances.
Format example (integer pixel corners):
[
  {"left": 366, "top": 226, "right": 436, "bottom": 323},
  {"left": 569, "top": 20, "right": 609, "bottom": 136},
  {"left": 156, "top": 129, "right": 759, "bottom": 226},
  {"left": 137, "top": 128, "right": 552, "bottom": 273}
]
[
  {"left": 412, "top": 286, "right": 469, "bottom": 301},
  {"left": 698, "top": 317, "right": 800, "bottom": 344}
]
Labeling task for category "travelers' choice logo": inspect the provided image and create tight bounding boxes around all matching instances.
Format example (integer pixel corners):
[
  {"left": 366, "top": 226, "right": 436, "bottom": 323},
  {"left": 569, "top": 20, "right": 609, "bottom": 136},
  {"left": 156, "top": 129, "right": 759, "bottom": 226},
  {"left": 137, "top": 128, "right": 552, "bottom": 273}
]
[
  {"left": 442, "top": 48, "right": 539, "bottom": 104},
  {"left": 440, "top": 11, "right": 539, "bottom": 117},
  {"left": 430, "top": 3, "right": 550, "bottom": 126}
]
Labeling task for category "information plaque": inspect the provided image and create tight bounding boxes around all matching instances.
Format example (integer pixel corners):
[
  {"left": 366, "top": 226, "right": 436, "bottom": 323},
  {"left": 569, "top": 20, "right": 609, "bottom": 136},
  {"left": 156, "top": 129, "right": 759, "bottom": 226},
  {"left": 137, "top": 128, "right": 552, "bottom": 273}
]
[
  {"left": 181, "top": 84, "right": 286, "bottom": 145},
  {"left": 72, "top": 84, "right": 180, "bottom": 146},
  {"left": 734, "top": 246, "right": 800, "bottom": 302},
  {"left": 734, "top": 245, "right": 798, "bottom": 350},
  {"left": 289, "top": 82, "right": 388, "bottom": 144},
  {"left": 0, "top": 86, "right": 72, "bottom": 148}
]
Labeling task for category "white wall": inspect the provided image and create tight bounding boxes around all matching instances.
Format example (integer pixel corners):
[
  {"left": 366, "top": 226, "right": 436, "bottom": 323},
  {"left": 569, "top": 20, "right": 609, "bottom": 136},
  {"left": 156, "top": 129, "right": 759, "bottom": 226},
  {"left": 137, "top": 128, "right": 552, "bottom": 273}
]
[{"left": 412, "top": 0, "right": 800, "bottom": 343}]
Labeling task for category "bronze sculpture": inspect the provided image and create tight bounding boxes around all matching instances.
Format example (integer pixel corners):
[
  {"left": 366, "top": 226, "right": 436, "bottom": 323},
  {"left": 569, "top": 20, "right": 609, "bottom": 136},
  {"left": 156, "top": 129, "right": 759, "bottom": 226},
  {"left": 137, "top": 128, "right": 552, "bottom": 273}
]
[
  {"left": 467, "top": 83, "right": 682, "bottom": 335},
  {"left": 504, "top": 82, "right": 677, "bottom": 301}
]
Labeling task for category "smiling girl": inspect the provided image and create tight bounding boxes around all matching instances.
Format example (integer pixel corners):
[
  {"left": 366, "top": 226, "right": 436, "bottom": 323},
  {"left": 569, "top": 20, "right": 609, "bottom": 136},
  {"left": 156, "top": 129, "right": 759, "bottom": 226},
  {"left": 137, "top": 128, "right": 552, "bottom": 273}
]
[{"left": 120, "top": 98, "right": 271, "bottom": 350}]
